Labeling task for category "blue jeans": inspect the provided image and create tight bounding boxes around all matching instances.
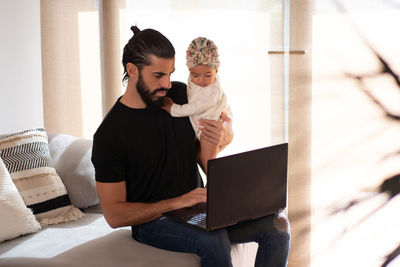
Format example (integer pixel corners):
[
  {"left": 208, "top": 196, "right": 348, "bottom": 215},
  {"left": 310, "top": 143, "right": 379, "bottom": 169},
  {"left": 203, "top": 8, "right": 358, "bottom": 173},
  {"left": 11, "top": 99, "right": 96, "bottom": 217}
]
[{"left": 133, "top": 212, "right": 290, "bottom": 267}]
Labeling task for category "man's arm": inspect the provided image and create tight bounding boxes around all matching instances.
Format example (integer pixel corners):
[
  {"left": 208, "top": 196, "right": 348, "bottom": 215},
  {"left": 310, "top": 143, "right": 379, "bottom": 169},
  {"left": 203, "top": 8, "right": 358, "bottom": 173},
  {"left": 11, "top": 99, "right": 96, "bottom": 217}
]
[
  {"left": 96, "top": 181, "right": 206, "bottom": 228},
  {"left": 199, "top": 112, "right": 233, "bottom": 152},
  {"left": 196, "top": 112, "right": 233, "bottom": 170}
]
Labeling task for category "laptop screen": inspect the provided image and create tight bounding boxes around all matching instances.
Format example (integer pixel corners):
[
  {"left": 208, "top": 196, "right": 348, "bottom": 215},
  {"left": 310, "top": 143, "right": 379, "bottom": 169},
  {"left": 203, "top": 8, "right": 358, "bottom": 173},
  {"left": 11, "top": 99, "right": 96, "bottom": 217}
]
[{"left": 206, "top": 143, "right": 288, "bottom": 231}]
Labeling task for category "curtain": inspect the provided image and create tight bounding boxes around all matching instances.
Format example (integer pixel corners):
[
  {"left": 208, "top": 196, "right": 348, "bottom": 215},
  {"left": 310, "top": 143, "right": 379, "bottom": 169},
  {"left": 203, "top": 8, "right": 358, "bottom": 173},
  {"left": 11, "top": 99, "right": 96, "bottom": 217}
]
[
  {"left": 101, "top": 0, "right": 126, "bottom": 113},
  {"left": 287, "top": 1, "right": 313, "bottom": 266},
  {"left": 41, "top": 0, "right": 125, "bottom": 138}
]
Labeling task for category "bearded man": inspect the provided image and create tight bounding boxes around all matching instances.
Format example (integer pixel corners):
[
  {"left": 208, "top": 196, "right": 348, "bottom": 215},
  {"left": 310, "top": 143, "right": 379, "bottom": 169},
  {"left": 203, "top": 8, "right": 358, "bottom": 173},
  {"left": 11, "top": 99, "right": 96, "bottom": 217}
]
[{"left": 91, "top": 26, "right": 290, "bottom": 267}]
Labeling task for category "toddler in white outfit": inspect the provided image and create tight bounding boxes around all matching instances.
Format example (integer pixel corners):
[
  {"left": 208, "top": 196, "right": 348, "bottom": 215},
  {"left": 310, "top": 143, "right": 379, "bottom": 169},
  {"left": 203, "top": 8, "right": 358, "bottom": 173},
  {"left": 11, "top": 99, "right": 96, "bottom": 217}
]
[{"left": 163, "top": 37, "right": 231, "bottom": 173}]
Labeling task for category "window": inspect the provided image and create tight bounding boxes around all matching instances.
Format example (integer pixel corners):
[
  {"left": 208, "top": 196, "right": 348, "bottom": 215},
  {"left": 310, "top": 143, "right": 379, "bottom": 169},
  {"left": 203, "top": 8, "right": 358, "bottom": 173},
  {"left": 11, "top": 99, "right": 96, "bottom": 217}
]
[{"left": 123, "top": 0, "right": 288, "bottom": 156}]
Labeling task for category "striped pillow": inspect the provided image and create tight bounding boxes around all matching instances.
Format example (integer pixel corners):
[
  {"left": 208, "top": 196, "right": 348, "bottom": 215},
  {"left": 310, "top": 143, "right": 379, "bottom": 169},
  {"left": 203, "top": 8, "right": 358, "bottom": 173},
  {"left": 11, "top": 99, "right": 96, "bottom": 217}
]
[{"left": 0, "top": 128, "right": 83, "bottom": 226}]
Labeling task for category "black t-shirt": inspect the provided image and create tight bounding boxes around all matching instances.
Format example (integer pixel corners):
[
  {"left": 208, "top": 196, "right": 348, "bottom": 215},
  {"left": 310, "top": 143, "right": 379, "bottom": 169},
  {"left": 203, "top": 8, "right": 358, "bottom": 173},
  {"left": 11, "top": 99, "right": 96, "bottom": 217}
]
[{"left": 91, "top": 81, "right": 200, "bottom": 203}]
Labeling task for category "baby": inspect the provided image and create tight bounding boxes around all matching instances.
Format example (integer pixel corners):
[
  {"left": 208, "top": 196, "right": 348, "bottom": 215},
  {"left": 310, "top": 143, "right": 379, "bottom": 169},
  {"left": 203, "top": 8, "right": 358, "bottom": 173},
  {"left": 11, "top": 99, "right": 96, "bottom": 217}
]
[{"left": 164, "top": 37, "right": 231, "bottom": 173}]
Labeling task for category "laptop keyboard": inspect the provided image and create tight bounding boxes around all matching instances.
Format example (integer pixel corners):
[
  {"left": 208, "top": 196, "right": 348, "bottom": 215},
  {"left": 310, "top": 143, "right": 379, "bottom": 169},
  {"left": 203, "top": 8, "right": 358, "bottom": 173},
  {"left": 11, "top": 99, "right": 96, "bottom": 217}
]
[
  {"left": 187, "top": 212, "right": 206, "bottom": 226},
  {"left": 164, "top": 202, "right": 207, "bottom": 228},
  {"left": 180, "top": 203, "right": 207, "bottom": 227}
]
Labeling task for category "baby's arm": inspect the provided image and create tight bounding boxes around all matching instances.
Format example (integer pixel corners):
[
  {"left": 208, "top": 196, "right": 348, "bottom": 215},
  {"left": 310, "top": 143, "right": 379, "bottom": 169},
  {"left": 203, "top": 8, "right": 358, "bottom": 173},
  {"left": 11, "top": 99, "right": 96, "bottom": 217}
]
[{"left": 170, "top": 86, "right": 219, "bottom": 117}]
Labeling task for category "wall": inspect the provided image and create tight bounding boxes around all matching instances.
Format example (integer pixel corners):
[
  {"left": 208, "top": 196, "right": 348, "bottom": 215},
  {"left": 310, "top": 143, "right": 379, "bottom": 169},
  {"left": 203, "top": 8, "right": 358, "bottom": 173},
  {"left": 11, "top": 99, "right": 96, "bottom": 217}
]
[{"left": 0, "top": 0, "right": 43, "bottom": 135}]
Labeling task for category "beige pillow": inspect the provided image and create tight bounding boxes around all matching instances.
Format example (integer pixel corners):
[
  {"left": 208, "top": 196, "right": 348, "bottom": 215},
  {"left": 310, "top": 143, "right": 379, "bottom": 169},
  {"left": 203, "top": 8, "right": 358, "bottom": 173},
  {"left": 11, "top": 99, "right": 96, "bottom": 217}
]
[
  {"left": 0, "top": 128, "right": 83, "bottom": 226},
  {"left": 0, "top": 157, "right": 41, "bottom": 242}
]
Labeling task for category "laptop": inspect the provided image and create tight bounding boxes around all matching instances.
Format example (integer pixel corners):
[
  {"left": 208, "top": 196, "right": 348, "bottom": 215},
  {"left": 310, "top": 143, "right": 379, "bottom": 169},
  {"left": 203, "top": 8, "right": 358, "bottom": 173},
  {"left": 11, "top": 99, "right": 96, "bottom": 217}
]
[{"left": 163, "top": 143, "right": 288, "bottom": 231}]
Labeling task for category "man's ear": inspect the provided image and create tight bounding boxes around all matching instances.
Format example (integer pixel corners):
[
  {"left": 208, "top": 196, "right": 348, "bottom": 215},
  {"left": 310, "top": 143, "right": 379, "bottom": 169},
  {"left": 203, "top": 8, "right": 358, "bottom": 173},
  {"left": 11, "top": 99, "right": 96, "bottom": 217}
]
[{"left": 126, "top": 63, "right": 139, "bottom": 80}]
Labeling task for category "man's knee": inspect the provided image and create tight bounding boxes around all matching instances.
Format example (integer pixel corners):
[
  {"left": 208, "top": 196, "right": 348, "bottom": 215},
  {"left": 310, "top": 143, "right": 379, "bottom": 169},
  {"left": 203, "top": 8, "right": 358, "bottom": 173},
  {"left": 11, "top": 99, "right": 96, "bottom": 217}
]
[{"left": 273, "top": 213, "right": 290, "bottom": 233}]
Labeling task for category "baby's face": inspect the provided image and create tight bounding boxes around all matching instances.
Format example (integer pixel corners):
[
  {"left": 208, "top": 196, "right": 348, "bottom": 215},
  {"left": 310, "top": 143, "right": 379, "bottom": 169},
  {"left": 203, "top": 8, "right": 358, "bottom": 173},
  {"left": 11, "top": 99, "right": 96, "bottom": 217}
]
[{"left": 189, "top": 65, "right": 217, "bottom": 87}]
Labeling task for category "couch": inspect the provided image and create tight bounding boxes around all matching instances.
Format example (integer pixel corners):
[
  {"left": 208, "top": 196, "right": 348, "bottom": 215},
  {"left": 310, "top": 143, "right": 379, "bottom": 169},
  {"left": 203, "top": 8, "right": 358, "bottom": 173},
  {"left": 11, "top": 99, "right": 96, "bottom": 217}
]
[{"left": 0, "top": 130, "right": 257, "bottom": 267}]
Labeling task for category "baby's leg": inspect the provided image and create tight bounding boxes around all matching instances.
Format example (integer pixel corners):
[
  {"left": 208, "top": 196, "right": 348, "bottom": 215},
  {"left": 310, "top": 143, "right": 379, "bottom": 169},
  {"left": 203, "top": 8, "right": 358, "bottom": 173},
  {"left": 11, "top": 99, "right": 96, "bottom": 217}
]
[{"left": 200, "top": 136, "right": 219, "bottom": 174}]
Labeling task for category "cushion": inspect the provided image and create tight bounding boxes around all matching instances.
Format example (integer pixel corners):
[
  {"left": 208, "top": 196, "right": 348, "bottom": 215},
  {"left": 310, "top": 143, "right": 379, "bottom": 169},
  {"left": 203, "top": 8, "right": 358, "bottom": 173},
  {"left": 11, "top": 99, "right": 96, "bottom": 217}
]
[
  {"left": 0, "top": 128, "right": 83, "bottom": 226},
  {"left": 0, "top": 212, "right": 257, "bottom": 266},
  {"left": 0, "top": 157, "right": 41, "bottom": 242},
  {"left": 47, "top": 133, "right": 99, "bottom": 209}
]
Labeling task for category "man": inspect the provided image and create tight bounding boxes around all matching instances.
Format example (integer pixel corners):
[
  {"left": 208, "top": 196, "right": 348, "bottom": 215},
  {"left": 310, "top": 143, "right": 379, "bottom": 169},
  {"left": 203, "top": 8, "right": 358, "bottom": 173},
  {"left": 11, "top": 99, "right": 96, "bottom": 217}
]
[{"left": 92, "top": 26, "right": 290, "bottom": 267}]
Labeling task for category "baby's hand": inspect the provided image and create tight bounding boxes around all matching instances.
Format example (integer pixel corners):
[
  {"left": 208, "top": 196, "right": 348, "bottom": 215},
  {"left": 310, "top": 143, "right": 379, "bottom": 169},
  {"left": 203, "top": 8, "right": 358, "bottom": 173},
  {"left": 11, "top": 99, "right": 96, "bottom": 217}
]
[{"left": 162, "top": 97, "right": 174, "bottom": 113}]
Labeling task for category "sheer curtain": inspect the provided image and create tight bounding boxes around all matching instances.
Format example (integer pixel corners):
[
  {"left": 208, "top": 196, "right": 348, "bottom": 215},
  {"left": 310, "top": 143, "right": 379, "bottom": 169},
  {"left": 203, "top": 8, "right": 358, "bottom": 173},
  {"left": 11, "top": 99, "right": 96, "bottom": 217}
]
[
  {"left": 41, "top": 0, "right": 124, "bottom": 139},
  {"left": 287, "top": 1, "right": 313, "bottom": 266}
]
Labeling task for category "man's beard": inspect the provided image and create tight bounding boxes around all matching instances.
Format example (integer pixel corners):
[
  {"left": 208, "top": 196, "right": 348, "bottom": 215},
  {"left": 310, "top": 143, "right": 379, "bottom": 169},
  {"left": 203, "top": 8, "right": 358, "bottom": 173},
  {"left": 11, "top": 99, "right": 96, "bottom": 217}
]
[{"left": 136, "top": 72, "right": 168, "bottom": 109}]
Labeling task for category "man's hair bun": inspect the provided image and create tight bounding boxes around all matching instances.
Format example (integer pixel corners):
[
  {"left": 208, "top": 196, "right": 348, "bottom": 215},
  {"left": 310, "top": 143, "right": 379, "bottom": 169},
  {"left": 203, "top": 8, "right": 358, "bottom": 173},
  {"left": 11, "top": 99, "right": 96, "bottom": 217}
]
[{"left": 131, "top": 25, "right": 141, "bottom": 35}]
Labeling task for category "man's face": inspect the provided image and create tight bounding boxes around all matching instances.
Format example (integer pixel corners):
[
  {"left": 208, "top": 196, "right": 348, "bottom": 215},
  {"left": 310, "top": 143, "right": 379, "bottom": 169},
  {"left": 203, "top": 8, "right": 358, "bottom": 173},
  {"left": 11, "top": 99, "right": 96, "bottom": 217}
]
[{"left": 136, "top": 55, "right": 175, "bottom": 108}]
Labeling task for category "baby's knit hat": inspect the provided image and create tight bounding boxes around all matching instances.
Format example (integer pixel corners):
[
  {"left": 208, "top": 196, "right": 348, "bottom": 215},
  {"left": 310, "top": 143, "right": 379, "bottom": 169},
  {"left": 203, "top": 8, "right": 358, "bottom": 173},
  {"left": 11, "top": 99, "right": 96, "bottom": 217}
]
[{"left": 186, "top": 37, "right": 220, "bottom": 70}]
